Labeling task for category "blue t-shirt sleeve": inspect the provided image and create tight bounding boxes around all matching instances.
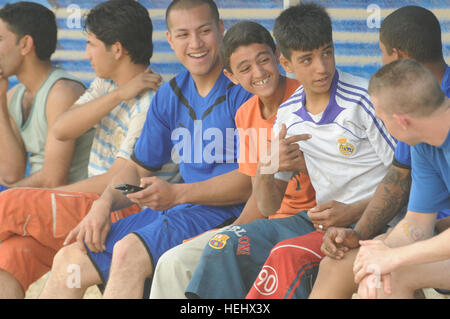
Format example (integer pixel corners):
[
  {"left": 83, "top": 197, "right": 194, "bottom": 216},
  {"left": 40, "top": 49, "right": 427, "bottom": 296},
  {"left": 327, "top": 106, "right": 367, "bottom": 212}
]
[
  {"left": 408, "top": 144, "right": 450, "bottom": 213},
  {"left": 392, "top": 141, "right": 411, "bottom": 168},
  {"left": 132, "top": 89, "right": 172, "bottom": 171}
]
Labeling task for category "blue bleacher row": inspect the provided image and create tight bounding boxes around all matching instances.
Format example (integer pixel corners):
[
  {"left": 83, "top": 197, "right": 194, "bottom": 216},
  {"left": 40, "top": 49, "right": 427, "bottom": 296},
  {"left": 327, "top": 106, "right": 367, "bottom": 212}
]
[
  {"left": 4, "top": 0, "right": 450, "bottom": 10},
  {"left": 1, "top": 0, "right": 449, "bottom": 89}
]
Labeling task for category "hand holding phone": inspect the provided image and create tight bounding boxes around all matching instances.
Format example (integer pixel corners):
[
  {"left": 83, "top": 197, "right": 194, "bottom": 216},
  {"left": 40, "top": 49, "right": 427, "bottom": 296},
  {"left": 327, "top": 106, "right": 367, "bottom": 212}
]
[{"left": 114, "top": 184, "right": 144, "bottom": 195}]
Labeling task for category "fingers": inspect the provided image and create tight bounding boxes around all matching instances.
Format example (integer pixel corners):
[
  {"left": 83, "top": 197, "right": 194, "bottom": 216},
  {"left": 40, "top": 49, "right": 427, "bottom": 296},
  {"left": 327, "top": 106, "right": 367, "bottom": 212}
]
[
  {"left": 284, "top": 133, "right": 311, "bottom": 144},
  {"left": 276, "top": 124, "right": 287, "bottom": 140},
  {"left": 63, "top": 227, "right": 78, "bottom": 246}
]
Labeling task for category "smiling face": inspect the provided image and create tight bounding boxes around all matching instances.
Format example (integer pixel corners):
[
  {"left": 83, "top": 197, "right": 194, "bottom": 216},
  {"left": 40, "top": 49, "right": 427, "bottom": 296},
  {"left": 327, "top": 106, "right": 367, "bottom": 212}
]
[
  {"left": 166, "top": 3, "right": 224, "bottom": 79},
  {"left": 0, "top": 19, "right": 23, "bottom": 78},
  {"left": 281, "top": 43, "right": 335, "bottom": 97},
  {"left": 224, "top": 43, "right": 280, "bottom": 99}
]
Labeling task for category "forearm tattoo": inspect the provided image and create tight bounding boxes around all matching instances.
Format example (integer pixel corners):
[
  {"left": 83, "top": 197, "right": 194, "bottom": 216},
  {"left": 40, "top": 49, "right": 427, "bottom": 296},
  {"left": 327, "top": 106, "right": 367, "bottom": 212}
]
[{"left": 363, "top": 166, "right": 412, "bottom": 238}]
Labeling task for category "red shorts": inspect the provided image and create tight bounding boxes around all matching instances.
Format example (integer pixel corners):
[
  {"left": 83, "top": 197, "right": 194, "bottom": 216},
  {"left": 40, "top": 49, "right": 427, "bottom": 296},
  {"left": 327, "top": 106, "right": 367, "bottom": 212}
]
[
  {"left": 0, "top": 188, "right": 140, "bottom": 291},
  {"left": 246, "top": 231, "right": 324, "bottom": 299}
]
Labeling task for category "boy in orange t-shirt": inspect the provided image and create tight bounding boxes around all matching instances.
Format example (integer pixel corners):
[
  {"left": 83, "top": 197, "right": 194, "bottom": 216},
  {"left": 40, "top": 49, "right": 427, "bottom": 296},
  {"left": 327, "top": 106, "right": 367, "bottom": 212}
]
[{"left": 149, "top": 20, "right": 316, "bottom": 298}]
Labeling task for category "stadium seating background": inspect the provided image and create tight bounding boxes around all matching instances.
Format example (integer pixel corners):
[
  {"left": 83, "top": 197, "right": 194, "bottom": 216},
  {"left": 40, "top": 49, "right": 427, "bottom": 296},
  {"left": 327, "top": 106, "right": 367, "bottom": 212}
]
[{"left": 1, "top": 0, "right": 449, "bottom": 88}]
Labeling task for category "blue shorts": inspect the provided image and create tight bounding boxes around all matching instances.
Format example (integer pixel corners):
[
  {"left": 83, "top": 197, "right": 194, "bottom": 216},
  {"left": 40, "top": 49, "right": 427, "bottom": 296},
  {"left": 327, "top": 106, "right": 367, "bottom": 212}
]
[
  {"left": 87, "top": 203, "right": 241, "bottom": 283},
  {"left": 0, "top": 185, "right": 8, "bottom": 193}
]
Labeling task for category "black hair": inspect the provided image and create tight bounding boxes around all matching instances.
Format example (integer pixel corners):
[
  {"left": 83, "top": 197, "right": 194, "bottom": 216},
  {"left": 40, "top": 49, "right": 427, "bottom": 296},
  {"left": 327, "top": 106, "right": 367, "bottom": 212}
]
[
  {"left": 220, "top": 21, "right": 276, "bottom": 73},
  {"left": 0, "top": 1, "right": 57, "bottom": 61},
  {"left": 166, "top": 0, "right": 220, "bottom": 29},
  {"left": 273, "top": 2, "right": 332, "bottom": 60},
  {"left": 85, "top": 0, "right": 153, "bottom": 66},
  {"left": 380, "top": 6, "right": 443, "bottom": 63}
]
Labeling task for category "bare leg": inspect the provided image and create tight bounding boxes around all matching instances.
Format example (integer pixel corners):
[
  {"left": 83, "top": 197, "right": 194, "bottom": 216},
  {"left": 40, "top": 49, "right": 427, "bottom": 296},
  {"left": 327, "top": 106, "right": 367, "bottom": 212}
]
[
  {"left": 0, "top": 270, "right": 24, "bottom": 299},
  {"left": 39, "top": 242, "right": 102, "bottom": 299},
  {"left": 309, "top": 249, "right": 358, "bottom": 299},
  {"left": 102, "top": 234, "right": 152, "bottom": 299}
]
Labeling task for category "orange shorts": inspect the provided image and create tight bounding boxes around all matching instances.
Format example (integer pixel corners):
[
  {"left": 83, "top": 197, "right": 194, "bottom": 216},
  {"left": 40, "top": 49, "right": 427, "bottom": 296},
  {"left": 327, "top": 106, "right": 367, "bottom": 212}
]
[{"left": 0, "top": 188, "right": 140, "bottom": 292}]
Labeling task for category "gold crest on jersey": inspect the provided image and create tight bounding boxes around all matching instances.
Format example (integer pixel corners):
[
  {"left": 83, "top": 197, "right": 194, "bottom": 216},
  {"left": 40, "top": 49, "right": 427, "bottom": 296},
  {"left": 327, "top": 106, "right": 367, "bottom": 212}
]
[
  {"left": 338, "top": 137, "right": 355, "bottom": 156},
  {"left": 209, "top": 234, "right": 230, "bottom": 249}
]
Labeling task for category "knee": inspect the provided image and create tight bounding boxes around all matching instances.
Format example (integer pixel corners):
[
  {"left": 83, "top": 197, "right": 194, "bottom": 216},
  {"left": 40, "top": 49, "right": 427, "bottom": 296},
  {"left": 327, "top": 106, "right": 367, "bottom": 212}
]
[
  {"left": 111, "top": 234, "right": 152, "bottom": 276},
  {"left": 53, "top": 244, "right": 85, "bottom": 270}
]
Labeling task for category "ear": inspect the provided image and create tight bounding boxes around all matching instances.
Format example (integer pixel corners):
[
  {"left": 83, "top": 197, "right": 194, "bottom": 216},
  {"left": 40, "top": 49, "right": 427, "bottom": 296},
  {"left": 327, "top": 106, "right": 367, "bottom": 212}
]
[
  {"left": 223, "top": 68, "right": 239, "bottom": 85},
  {"left": 111, "top": 41, "right": 126, "bottom": 60},
  {"left": 392, "top": 113, "right": 410, "bottom": 130},
  {"left": 166, "top": 30, "right": 175, "bottom": 51},
  {"left": 19, "top": 35, "right": 34, "bottom": 57},
  {"left": 279, "top": 55, "right": 293, "bottom": 74},
  {"left": 218, "top": 19, "right": 225, "bottom": 36},
  {"left": 390, "top": 48, "right": 403, "bottom": 60},
  {"left": 274, "top": 46, "right": 281, "bottom": 62}
]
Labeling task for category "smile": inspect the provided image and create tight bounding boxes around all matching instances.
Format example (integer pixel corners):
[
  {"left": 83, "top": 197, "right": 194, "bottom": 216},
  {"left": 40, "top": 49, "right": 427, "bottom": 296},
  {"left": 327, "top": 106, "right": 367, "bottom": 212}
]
[
  {"left": 253, "top": 76, "right": 270, "bottom": 86},
  {"left": 188, "top": 52, "right": 208, "bottom": 58}
]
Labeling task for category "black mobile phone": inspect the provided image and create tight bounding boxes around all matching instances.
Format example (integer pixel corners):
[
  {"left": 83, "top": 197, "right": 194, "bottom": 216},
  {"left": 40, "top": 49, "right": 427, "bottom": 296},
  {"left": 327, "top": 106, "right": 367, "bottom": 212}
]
[{"left": 114, "top": 184, "right": 144, "bottom": 195}]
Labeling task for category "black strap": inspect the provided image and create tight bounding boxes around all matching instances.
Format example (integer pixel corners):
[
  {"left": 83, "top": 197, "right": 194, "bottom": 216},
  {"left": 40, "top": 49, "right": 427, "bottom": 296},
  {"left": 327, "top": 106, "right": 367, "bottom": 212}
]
[{"left": 170, "top": 77, "right": 233, "bottom": 122}]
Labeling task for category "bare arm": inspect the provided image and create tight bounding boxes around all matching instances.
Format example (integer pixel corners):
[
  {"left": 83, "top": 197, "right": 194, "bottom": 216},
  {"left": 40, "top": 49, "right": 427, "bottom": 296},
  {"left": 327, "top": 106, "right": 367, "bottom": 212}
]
[
  {"left": 9, "top": 80, "right": 86, "bottom": 188},
  {"left": 0, "top": 84, "right": 27, "bottom": 184},
  {"left": 233, "top": 177, "right": 266, "bottom": 225},
  {"left": 354, "top": 164, "right": 411, "bottom": 240},
  {"left": 53, "top": 70, "right": 161, "bottom": 141},
  {"left": 64, "top": 158, "right": 153, "bottom": 252},
  {"left": 128, "top": 169, "right": 252, "bottom": 211},
  {"left": 320, "top": 164, "right": 411, "bottom": 259},
  {"left": 56, "top": 157, "right": 128, "bottom": 195},
  {"left": 353, "top": 211, "right": 438, "bottom": 286},
  {"left": 253, "top": 166, "right": 288, "bottom": 217}
]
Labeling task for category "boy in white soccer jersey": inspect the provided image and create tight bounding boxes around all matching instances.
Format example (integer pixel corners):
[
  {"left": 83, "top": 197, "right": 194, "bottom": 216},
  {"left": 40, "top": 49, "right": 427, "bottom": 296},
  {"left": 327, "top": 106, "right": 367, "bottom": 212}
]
[{"left": 185, "top": 3, "right": 396, "bottom": 299}]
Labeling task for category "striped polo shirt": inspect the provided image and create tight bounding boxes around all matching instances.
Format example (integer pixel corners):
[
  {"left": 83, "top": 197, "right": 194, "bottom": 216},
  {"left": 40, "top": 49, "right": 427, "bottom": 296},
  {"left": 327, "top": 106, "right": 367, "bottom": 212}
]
[{"left": 75, "top": 77, "right": 180, "bottom": 182}]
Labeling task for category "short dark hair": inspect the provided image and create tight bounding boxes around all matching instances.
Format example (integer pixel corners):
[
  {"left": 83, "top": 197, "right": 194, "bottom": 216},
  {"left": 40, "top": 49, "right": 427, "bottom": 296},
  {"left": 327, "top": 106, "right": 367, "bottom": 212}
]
[
  {"left": 84, "top": 0, "right": 153, "bottom": 66},
  {"left": 220, "top": 21, "right": 276, "bottom": 73},
  {"left": 166, "top": 0, "right": 220, "bottom": 30},
  {"left": 369, "top": 59, "right": 445, "bottom": 117},
  {"left": 0, "top": 1, "right": 57, "bottom": 61},
  {"left": 273, "top": 3, "right": 332, "bottom": 60},
  {"left": 380, "top": 6, "right": 443, "bottom": 63}
]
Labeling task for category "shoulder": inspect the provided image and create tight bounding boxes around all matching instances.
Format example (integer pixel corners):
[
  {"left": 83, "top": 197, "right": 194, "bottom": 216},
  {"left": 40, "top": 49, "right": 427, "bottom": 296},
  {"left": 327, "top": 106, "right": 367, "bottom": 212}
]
[
  {"left": 235, "top": 95, "right": 259, "bottom": 124},
  {"left": 46, "top": 77, "right": 85, "bottom": 112}
]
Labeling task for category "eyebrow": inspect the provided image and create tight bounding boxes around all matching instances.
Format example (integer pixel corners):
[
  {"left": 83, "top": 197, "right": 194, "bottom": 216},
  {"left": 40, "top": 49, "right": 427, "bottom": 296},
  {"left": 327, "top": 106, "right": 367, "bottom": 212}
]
[
  {"left": 296, "top": 43, "right": 333, "bottom": 61},
  {"left": 235, "top": 50, "right": 272, "bottom": 69},
  {"left": 172, "top": 22, "right": 213, "bottom": 33}
]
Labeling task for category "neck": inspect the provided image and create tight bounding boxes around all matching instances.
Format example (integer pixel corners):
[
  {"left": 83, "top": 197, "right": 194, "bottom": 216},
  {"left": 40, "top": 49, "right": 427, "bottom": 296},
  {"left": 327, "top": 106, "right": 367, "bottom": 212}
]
[
  {"left": 259, "top": 76, "right": 286, "bottom": 120},
  {"left": 16, "top": 58, "right": 53, "bottom": 94},
  {"left": 111, "top": 62, "right": 148, "bottom": 87},
  {"left": 420, "top": 102, "right": 450, "bottom": 146},
  {"left": 421, "top": 59, "right": 447, "bottom": 84},
  {"left": 304, "top": 87, "right": 331, "bottom": 115},
  {"left": 191, "top": 61, "right": 223, "bottom": 97}
]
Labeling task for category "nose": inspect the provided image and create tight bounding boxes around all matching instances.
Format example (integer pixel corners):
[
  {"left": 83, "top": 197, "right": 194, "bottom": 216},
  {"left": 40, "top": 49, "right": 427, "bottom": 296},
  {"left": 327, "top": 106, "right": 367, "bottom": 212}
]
[
  {"left": 189, "top": 32, "right": 204, "bottom": 49},
  {"left": 254, "top": 63, "right": 266, "bottom": 78},
  {"left": 313, "top": 56, "right": 327, "bottom": 74}
]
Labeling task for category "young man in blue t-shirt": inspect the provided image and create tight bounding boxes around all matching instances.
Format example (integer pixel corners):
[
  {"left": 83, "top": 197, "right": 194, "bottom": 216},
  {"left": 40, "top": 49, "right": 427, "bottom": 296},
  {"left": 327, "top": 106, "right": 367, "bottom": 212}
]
[
  {"left": 353, "top": 58, "right": 449, "bottom": 299},
  {"left": 39, "top": 0, "right": 252, "bottom": 299},
  {"left": 310, "top": 6, "right": 450, "bottom": 299}
]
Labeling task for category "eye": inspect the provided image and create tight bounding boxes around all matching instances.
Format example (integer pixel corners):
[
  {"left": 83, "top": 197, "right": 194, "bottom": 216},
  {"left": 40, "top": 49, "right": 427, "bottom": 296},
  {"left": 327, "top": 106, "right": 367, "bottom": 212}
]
[
  {"left": 302, "top": 58, "right": 312, "bottom": 65},
  {"left": 201, "top": 28, "right": 211, "bottom": 34},
  {"left": 239, "top": 66, "right": 250, "bottom": 73}
]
